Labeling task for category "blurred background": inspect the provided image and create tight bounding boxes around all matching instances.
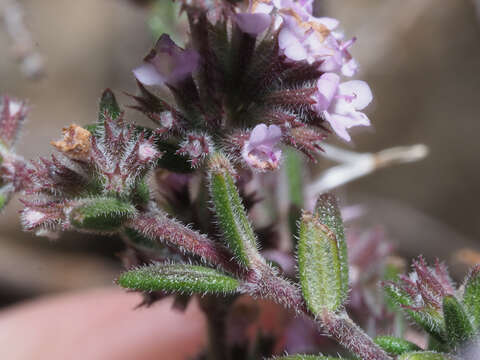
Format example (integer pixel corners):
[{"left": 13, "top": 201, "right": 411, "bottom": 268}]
[{"left": 0, "top": 0, "right": 479, "bottom": 308}]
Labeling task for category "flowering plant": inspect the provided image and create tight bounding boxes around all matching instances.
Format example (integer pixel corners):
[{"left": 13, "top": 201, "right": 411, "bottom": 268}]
[{"left": 1, "top": 0, "right": 478, "bottom": 359}]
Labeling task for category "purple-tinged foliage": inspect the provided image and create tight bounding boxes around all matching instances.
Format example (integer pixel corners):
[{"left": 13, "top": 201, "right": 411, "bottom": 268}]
[
  {"left": 19, "top": 110, "right": 162, "bottom": 234},
  {"left": 0, "top": 96, "right": 30, "bottom": 209},
  {"left": 3, "top": 2, "right": 466, "bottom": 360},
  {"left": 390, "top": 256, "right": 455, "bottom": 314},
  {"left": 129, "top": 0, "right": 370, "bottom": 168},
  {"left": 0, "top": 96, "right": 28, "bottom": 148},
  {"left": 384, "top": 256, "right": 480, "bottom": 354}
]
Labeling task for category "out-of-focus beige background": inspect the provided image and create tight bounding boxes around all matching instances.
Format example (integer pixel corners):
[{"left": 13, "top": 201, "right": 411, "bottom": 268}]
[{"left": 0, "top": 0, "right": 479, "bottom": 307}]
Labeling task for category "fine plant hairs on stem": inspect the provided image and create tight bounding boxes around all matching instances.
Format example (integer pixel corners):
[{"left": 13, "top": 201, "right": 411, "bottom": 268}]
[{"left": 1, "top": 1, "right": 478, "bottom": 360}]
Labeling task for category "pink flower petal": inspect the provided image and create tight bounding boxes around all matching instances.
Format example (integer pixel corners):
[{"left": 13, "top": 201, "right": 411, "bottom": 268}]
[
  {"left": 338, "top": 80, "right": 373, "bottom": 110},
  {"left": 315, "top": 72, "right": 340, "bottom": 111},
  {"left": 315, "top": 17, "right": 339, "bottom": 30},
  {"left": 235, "top": 13, "right": 271, "bottom": 35},
  {"left": 133, "top": 63, "right": 166, "bottom": 86}
]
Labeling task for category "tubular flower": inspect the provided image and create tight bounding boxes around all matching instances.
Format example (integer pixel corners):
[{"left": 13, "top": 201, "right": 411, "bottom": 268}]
[
  {"left": 313, "top": 72, "right": 372, "bottom": 142},
  {"left": 234, "top": 12, "right": 272, "bottom": 35},
  {"left": 250, "top": 0, "right": 358, "bottom": 76},
  {"left": 133, "top": 34, "right": 200, "bottom": 87},
  {"left": 242, "top": 124, "right": 282, "bottom": 171}
]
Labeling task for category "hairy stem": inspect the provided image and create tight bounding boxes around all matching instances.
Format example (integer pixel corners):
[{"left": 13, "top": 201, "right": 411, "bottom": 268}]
[
  {"left": 247, "top": 265, "right": 392, "bottom": 360},
  {"left": 321, "top": 311, "right": 392, "bottom": 360},
  {"left": 200, "top": 296, "right": 232, "bottom": 360},
  {"left": 126, "top": 207, "right": 242, "bottom": 275}
]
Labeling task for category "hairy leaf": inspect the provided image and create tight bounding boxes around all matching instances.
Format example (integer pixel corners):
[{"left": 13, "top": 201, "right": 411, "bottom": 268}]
[
  {"left": 462, "top": 265, "right": 480, "bottom": 330},
  {"left": 70, "top": 197, "right": 137, "bottom": 232},
  {"left": 374, "top": 336, "right": 421, "bottom": 355},
  {"left": 208, "top": 153, "right": 260, "bottom": 268},
  {"left": 298, "top": 211, "right": 346, "bottom": 314},
  {"left": 442, "top": 295, "right": 474, "bottom": 348},
  {"left": 118, "top": 263, "right": 240, "bottom": 294},
  {"left": 315, "top": 194, "right": 349, "bottom": 302},
  {"left": 383, "top": 284, "right": 446, "bottom": 342}
]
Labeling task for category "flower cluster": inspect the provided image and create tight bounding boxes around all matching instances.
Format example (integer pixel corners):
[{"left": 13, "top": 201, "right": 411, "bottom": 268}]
[
  {"left": 20, "top": 93, "right": 162, "bottom": 235},
  {"left": 130, "top": 0, "right": 373, "bottom": 173},
  {"left": 248, "top": 0, "right": 373, "bottom": 141}
]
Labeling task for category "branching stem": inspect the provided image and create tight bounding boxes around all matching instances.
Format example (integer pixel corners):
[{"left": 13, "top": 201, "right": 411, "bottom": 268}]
[{"left": 247, "top": 264, "right": 392, "bottom": 360}]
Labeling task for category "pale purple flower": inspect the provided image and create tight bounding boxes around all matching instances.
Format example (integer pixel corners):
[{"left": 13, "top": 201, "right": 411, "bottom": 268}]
[
  {"left": 317, "top": 36, "right": 359, "bottom": 77},
  {"left": 234, "top": 12, "right": 272, "bottom": 35},
  {"left": 133, "top": 34, "right": 200, "bottom": 87},
  {"left": 249, "top": 1, "right": 358, "bottom": 76},
  {"left": 278, "top": 16, "right": 325, "bottom": 64},
  {"left": 242, "top": 124, "right": 282, "bottom": 171},
  {"left": 314, "top": 72, "right": 373, "bottom": 141}
]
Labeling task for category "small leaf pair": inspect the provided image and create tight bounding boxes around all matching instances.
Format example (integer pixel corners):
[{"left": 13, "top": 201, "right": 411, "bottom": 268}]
[
  {"left": 297, "top": 194, "right": 349, "bottom": 315},
  {"left": 384, "top": 259, "right": 480, "bottom": 352},
  {"left": 119, "top": 152, "right": 261, "bottom": 297}
]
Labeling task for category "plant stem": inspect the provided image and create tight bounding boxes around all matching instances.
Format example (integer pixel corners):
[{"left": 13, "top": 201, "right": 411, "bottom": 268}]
[
  {"left": 200, "top": 296, "right": 232, "bottom": 360},
  {"left": 248, "top": 265, "right": 392, "bottom": 360},
  {"left": 321, "top": 311, "right": 392, "bottom": 360}
]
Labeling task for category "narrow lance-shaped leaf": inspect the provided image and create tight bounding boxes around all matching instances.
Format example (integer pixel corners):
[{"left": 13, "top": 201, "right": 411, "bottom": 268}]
[
  {"left": 315, "top": 193, "right": 349, "bottom": 303},
  {"left": 374, "top": 336, "right": 421, "bottom": 356},
  {"left": 118, "top": 263, "right": 240, "bottom": 295},
  {"left": 98, "top": 88, "right": 121, "bottom": 122},
  {"left": 298, "top": 211, "right": 345, "bottom": 314},
  {"left": 208, "top": 152, "right": 261, "bottom": 268},
  {"left": 70, "top": 197, "right": 137, "bottom": 232},
  {"left": 398, "top": 352, "right": 455, "bottom": 360},
  {"left": 442, "top": 295, "right": 475, "bottom": 348},
  {"left": 462, "top": 265, "right": 480, "bottom": 330}
]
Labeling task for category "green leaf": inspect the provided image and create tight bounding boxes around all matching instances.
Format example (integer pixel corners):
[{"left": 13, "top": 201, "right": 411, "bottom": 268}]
[
  {"left": 374, "top": 336, "right": 421, "bottom": 355},
  {"left": 208, "top": 153, "right": 260, "bottom": 268},
  {"left": 462, "top": 265, "right": 480, "bottom": 329},
  {"left": 442, "top": 295, "right": 475, "bottom": 347},
  {"left": 118, "top": 263, "right": 240, "bottom": 294},
  {"left": 70, "top": 197, "right": 137, "bottom": 232},
  {"left": 298, "top": 211, "right": 346, "bottom": 314},
  {"left": 315, "top": 194, "right": 349, "bottom": 302},
  {"left": 398, "top": 351, "right": 454, "bottom": 360},
  {"left": 383, "top": 284, "right": 446, "bottom": 341},
  {"left": 98, "top": 88, "right": 121, "bottom": 122},
  {"left": 132, "top": 179, "right": 150, "bottom": 205}
]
